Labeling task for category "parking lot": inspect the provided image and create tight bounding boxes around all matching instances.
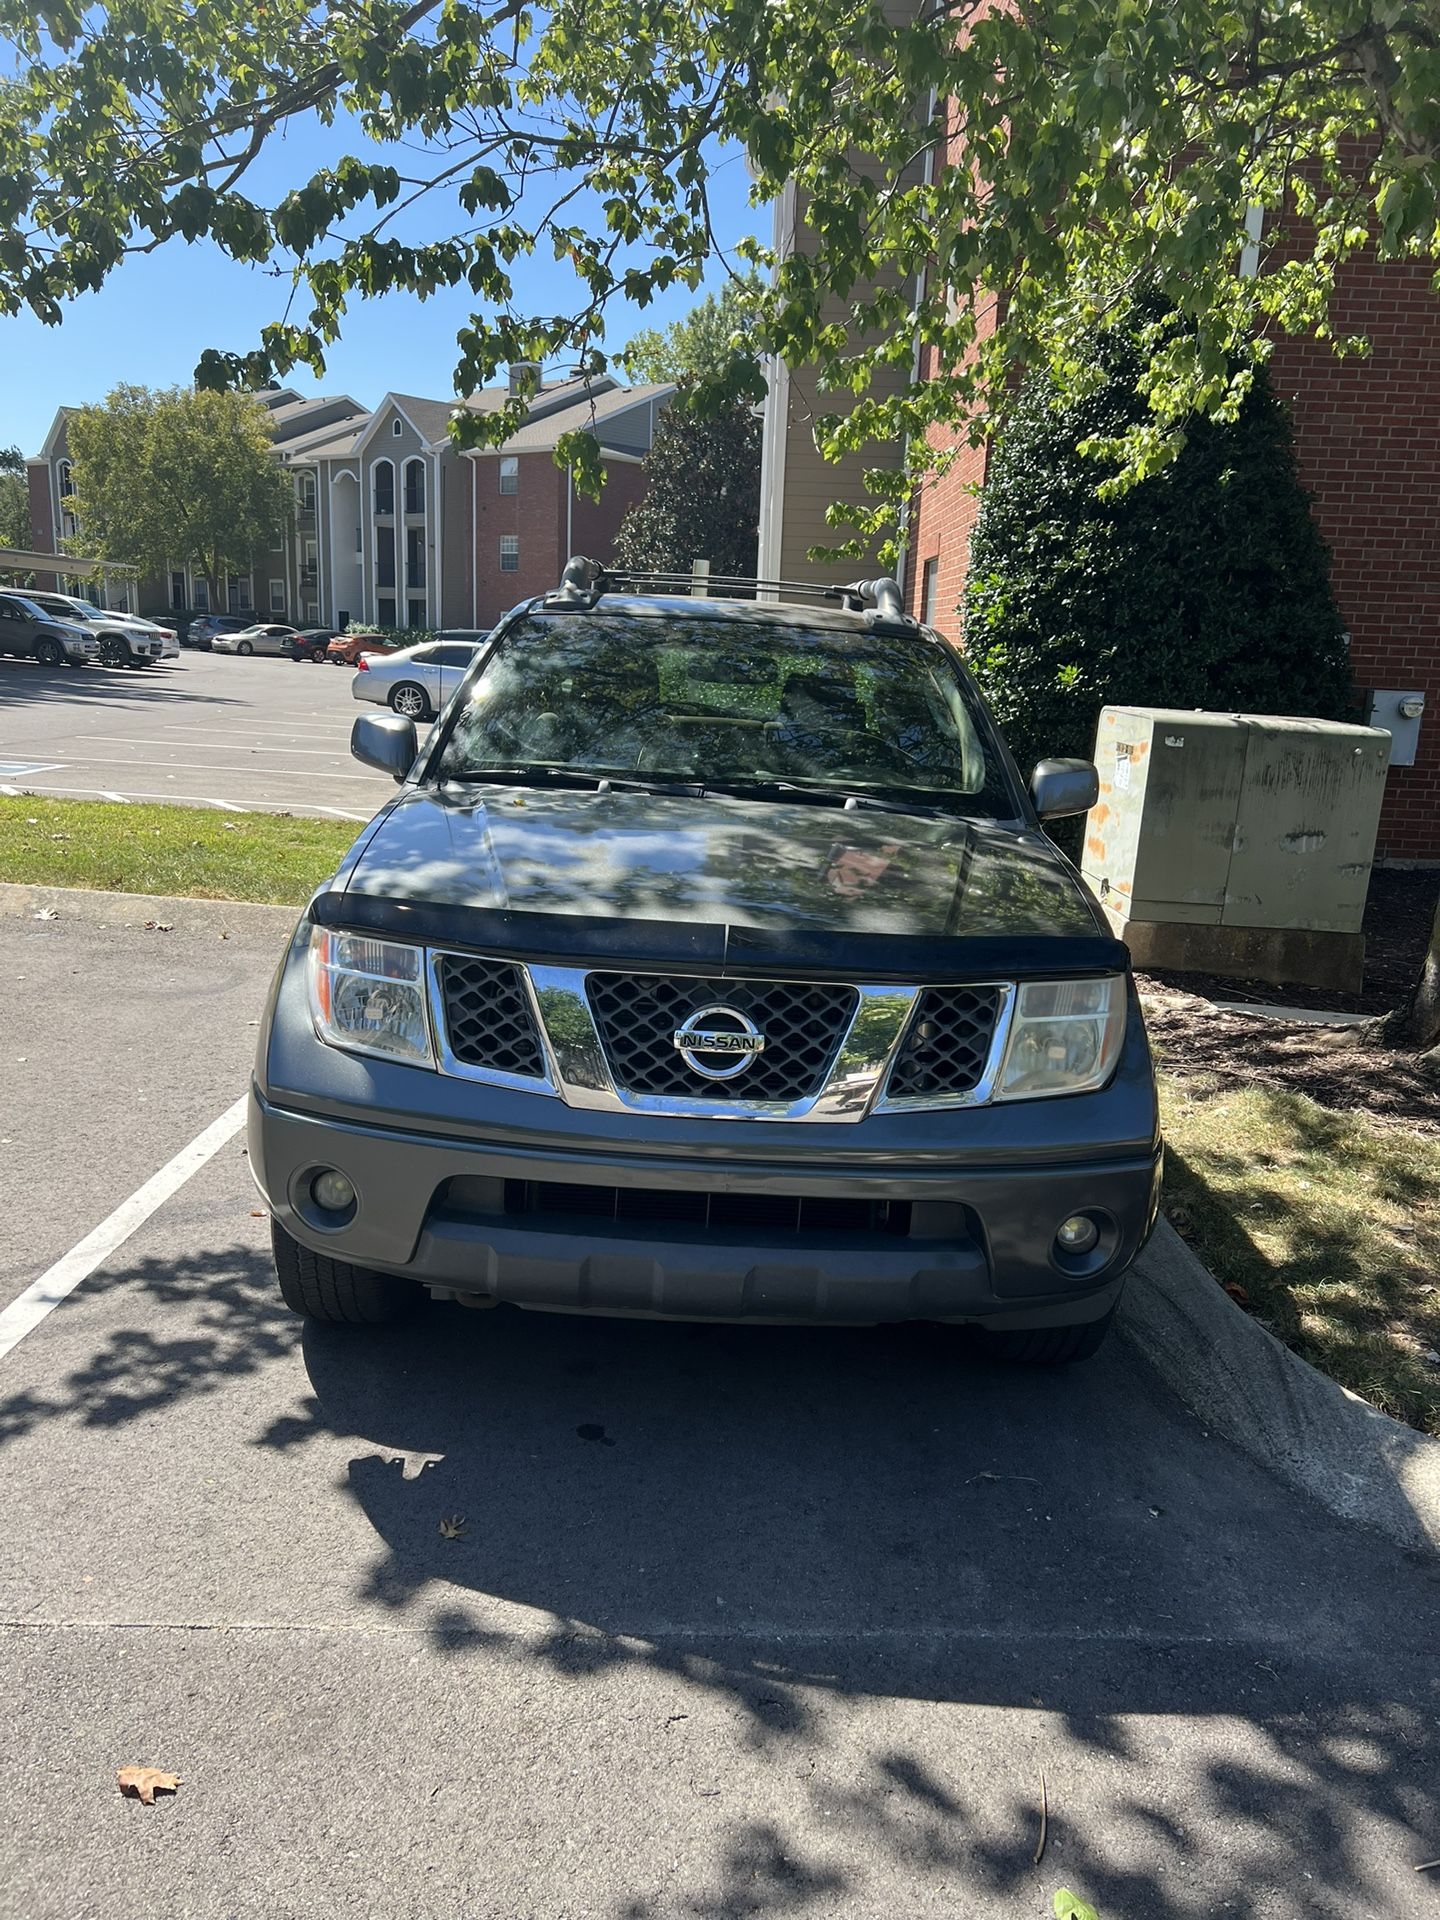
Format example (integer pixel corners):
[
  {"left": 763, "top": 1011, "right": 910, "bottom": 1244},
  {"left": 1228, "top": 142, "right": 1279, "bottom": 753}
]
[
  {"left": 2, "top": 902, "right": 1439, "bottom": 1917},
  {"left": 0, "top": 649, "right": 401, "bottom": 820}
]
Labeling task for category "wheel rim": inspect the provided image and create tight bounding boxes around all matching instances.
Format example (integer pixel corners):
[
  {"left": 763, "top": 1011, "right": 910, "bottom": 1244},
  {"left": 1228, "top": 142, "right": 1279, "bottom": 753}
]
[
  {"left": 393, "top": 685, "right": 426, "bottom": 717},
  {"left": 237, "top": 641, "right": 253, "bottom": 655},
  {"left": 36, "top": 641, "right": 60, "bottom": 665}
]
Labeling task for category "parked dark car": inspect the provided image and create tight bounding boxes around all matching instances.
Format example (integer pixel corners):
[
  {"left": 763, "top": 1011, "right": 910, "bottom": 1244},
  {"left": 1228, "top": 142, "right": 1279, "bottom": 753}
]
[
  {"left": 184, "top": 614, "right": 252, "bottom": 651},
  {"left": 248, "top": 561, "right": 1160, "bottom": 1363},
  {"left": 0, "top": 591, "right": 99, "bottom": 666},
  {"left": 291, "top": 627, "right": 343, "bottom": 663}
]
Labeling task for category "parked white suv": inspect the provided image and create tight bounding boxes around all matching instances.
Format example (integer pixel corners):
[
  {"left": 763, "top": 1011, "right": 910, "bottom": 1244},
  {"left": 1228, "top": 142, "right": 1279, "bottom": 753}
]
[{"left": 0, "top": 592, "right": 99, "bottom": 666}]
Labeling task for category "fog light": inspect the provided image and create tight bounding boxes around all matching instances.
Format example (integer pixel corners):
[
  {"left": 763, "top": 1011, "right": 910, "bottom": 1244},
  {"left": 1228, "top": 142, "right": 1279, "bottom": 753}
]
[
  {"left": 1055, "top": 1213, "right": 1099, "bottom": 1255},
  {"left": 311, "top": 1169, "right": 356, "bottom": 1214}
]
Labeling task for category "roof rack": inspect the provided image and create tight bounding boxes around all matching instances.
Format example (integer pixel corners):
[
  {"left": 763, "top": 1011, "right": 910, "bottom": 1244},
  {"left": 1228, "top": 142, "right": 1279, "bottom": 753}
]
[{"left": 543, "top": 556, "right": 916, "bottom": 631}]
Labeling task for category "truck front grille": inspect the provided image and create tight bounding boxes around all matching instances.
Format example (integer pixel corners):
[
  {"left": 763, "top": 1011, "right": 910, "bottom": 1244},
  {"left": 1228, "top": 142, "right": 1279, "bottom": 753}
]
[
  {"left": 438, "top": 954, "right": 546, "bottom": 1078},
  {"left": 585, "top": 972, "right": 858, "bottom": 1102},
  {"left": 886, "top": 986, "right": 1003, "bottom": 1100}
]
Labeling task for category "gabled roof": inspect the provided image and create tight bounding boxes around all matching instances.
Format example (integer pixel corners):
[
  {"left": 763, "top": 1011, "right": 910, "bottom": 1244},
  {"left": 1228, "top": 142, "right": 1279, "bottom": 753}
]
[
  {"left": 353, "top": 375, "right": 655, "bottom": 457},
  {"left": 275, "top": 415, "right": 372, "bottom": 462},
  {"left": 32, "top": 407, "right": 75, "bottom": 462},
  {"left": 476, "top": 382, "right": 673, "bottom": 456}
]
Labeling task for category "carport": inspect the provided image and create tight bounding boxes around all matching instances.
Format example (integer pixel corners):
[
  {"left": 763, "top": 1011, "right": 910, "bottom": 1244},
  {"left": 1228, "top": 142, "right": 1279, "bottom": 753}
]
[{"left": 0, "top": 547, "right": 138, "bottom": 610}]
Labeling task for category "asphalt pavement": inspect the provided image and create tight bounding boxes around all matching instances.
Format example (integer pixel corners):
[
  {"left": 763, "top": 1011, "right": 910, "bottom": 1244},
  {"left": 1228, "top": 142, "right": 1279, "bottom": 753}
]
[
  {"left": 0, "top": 649, "right": 400, "bottom": 819},
  {"left": 2, "top": 909, "right": 1439, "bottom": 1919}
]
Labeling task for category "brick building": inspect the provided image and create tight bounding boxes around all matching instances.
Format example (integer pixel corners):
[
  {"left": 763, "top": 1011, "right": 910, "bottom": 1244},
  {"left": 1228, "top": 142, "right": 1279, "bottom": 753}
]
[
  {"left": 760, "top": 212, "right": 1440, "bottom": 864},
  {"left": 26, "top": 372, "right": 670, "bottom": 633}
]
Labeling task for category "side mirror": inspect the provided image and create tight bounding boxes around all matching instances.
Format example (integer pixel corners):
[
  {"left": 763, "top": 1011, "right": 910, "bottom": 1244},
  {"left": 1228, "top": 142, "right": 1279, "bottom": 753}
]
[
  {"left": 352, "top": 711, "right": 417, "bottom": 782},
  {"left": 1030, "top": 757, "right": 1099, "bottom": 821}
]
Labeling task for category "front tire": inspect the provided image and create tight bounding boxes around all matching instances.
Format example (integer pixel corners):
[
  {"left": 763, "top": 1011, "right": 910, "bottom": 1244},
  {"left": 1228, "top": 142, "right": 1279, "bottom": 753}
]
[
  {"left": 33, "top": 637, "right": 63, "bottom": 667},
  {"left": 236, "top": 639, "right": 254, "bottom": 656},
  {"left": 974, "top": 1310, "right": 1115, "bottom": 1366},
  {"left": 270, "top": 1219, "right": 417, "bottom": 1324},
  {"left": 390, "top": 681, "right": 431, "bottom": 720}
]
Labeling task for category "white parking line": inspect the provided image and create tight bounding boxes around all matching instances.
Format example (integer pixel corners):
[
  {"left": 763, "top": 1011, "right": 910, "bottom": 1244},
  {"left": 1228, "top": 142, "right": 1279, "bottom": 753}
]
[
  {"left": 50, "top": 756, "right": 379, "bottom": 783},
  {"left": 0, "top": 1096, "right": 250, "bottom": 1364},
  {"left": 7, "top": 782, "right": 252, "bottom": 811},
  {"left": 76, "top": 737, "right": 357, "bottom": 757}
]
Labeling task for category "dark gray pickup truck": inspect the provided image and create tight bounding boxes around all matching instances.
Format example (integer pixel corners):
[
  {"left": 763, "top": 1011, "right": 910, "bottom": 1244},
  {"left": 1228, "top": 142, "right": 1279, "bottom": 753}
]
[{"left": 249, "top": 563, "right": 1160, "bottom": 1362}]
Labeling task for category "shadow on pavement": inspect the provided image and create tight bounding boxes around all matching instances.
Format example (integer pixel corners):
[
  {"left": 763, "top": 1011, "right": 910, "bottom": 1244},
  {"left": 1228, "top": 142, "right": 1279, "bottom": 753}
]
[
  {"left": 0, "top": 657, "right": 245, "bottom": 712},
  {"left": 4, "top": 1244, "right": 1438, "bottom": 1914}
]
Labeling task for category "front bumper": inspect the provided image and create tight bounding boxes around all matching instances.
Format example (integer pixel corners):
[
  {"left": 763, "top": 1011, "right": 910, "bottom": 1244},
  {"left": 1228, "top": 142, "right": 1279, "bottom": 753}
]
[{"left": 249, "top": 1085, "right": 1162, "bottom": 1327}]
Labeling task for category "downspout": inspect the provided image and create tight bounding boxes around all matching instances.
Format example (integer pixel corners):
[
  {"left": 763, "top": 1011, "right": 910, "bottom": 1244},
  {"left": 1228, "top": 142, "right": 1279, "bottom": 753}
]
[
  {"left": 471, "top": 457, "right": 479, "bottom": 628},
  {"left": 893, "top": 87, "right": 939, "bottom": 604}
]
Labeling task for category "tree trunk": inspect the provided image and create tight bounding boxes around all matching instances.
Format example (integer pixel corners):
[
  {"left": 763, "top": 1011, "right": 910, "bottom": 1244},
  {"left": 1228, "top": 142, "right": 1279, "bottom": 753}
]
[{"left": 1374, "top": 890, "right": 1440, "bottom": 1061}]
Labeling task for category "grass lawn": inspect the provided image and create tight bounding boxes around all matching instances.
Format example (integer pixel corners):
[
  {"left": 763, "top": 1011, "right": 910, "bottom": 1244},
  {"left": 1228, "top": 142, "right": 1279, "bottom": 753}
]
[
  {"left": 0, "top": 796, "right": 360, "bottom": 906},
  {"left": 1160, "top": 1073, "right": 1440, "bottom": 1436}
]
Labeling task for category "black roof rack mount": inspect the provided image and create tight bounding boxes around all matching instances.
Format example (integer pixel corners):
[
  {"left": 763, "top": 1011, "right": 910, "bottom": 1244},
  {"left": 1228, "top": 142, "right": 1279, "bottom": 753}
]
[{"left": 543, "top": 556, "right": 917, "bottom": 631}]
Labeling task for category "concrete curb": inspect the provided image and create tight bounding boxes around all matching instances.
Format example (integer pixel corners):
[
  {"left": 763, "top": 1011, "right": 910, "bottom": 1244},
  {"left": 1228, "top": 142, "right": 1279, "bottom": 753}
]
[
  {"left": 0, "top": 881, "right": 298, "bottom": 941},
  {"left": 1121, "top": 1220, "right": 1440, "bottom": 1555}
]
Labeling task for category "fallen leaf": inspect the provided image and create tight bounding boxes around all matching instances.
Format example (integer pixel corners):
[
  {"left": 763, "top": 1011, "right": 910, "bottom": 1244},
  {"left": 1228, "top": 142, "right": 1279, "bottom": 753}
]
[
  {"left": 439, "top": 1514, "right": 467, "bottom": 1540},
  {"left": 143, "top": 921, "right": 174, "bottom": 933},
  {"left": 250, "top": 1209, "right": 266, "bottom": 1218},
  {"left": 1223, "top": 1282, "right": 1251, "bottom": 1305},
  {"left": 32, "top": 907, "right": 59, "bottom": 921},
  {"left": 118, "top": 1765, "right": 180, "bottom": 1805}
]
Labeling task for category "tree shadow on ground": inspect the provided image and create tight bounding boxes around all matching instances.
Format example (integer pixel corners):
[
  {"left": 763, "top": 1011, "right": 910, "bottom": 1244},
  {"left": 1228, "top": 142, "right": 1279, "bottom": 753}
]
[
  {"left": 4, "top": 1241, "right": 1439, "bottom": 1914},
  {"left": 1163, "top": 1113, "right": 1440, "bottom": 1433},
  {"left": 0, "top": 656, "right": 246, "bottom": 712}
]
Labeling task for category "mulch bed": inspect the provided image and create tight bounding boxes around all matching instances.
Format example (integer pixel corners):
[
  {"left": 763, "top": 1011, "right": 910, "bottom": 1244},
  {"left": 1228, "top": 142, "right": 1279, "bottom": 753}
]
[
  {"left": 1143, "top": 991, "right": 1439, "bottom": 1134},
  {"left": 1136, "top": 867, "right": 1439, "bottom": 1133}
]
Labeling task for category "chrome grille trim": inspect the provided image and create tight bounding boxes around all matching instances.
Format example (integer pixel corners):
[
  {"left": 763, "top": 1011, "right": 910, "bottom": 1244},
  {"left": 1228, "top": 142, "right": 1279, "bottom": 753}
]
[
  {"left": 423, "top": 949, "right": 1017, "bottom": 1119},
  {"left": 428, "top": 949, "right": 557, "bottom": 1093}
]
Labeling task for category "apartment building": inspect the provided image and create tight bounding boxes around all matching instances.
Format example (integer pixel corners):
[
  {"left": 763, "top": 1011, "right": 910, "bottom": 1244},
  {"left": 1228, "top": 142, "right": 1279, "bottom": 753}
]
[{"left": 27, "top": 373, "right": 671, "bottom": 630}]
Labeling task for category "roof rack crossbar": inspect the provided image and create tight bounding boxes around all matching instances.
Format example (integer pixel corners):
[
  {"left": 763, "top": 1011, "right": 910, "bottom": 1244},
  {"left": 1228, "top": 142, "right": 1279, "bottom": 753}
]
[{"left": 543, "top": 556, "right": 917, "bottom": 628}]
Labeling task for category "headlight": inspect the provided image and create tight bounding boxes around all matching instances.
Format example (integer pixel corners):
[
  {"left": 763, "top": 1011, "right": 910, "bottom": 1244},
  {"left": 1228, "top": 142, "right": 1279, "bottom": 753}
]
[
  {"left": 994, "top": 976, "right": 1126, "bottom": 1100},
  {"left": 308, "top": 927, "right": 434, "bottom": 1067}
]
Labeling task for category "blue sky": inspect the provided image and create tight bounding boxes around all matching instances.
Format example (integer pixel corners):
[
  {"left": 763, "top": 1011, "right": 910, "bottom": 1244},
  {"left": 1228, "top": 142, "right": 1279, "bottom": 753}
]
[{"left": 1, "top": 109, "right": 761, "bottom": 456}]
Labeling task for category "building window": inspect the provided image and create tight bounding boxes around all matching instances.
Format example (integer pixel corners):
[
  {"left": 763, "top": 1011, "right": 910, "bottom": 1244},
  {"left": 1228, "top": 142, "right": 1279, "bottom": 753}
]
[
  {"left": 499, "top": 456, "right": 519, "bottom": 495},
  {"left": 302, "top": 537, "right": 318, "bottom": 584},
  {"left": 169, "top": 571, "right": 186, "bottom": 610},
  {"left": 57, "top": 459, "right": 77, "bottom": 538},
  {"left": 403, "top": 459, "right": 425, "bottom": 515},
  {"left": 921, "top": 556, "right": 939, "bottom": 628},
  {"left": 300, "top": 473, "right": 317, "bottom": 512},
  {"left": 269, "top": 578, "right": 286, "bottom": 613},
  {"left": 373, "top": 460, "right": 395, "bottom": 515},
  {"left": 305, "top": 601, "right": 320, "bottom": 624},
  {"left": 378, "top": 596, "right": 396, "bottom": 627},
  {"left": 227, "top": 574, "right": 253, "bottom": 613},
  {"left": 391, "top": 417, "right": 403, "bottom": 436},
  {"left": 405, "top": 525, "right": 425, "bottom": 589},
  {"left": 193, "top": 578, "right": 210, "bottom": 611},
  {"left": 376, "top": 522, "right": 396, "bottom": 589},
  {"left": 407, "top": 600, "right": 426, "bottom": 629},
  {"left": 499, "top": 534, "right": 519, "bottom": 572}
]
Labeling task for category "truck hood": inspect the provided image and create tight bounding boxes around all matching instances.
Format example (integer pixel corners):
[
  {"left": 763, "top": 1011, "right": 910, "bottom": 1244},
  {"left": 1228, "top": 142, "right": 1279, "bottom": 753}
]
[{"left": 338, "top": 784, "right": 1106, "bottom": 949}]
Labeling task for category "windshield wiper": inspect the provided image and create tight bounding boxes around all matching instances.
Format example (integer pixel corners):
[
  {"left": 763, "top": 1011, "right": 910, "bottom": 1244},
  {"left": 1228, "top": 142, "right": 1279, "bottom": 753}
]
[
  {"left": 439, "top": 764, "right": 698, "bottom": 796},
  {"left": 698, "top": 775, "right": 959, "bottom": 820}
]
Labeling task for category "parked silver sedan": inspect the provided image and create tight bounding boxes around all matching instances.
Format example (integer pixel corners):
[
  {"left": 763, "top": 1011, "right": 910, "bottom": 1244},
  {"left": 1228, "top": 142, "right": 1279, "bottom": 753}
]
[
  {"left": 350, "top": 638, "right": 487, "bottom": 720},
  {"left": 213, "top": 622, "right": 301, "bottom": 657}
]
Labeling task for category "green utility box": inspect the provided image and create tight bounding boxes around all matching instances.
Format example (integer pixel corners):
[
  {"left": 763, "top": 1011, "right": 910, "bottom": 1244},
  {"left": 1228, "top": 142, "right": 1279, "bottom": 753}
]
[{"left": 1081, "top": 708, "right": 1391, "bottom": 993}]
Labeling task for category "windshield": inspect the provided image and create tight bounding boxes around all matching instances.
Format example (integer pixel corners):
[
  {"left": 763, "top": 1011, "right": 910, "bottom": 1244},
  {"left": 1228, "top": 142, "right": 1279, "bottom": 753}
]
[{"left": 431, "top": 613, "right": 1018, "bottom": 815}]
